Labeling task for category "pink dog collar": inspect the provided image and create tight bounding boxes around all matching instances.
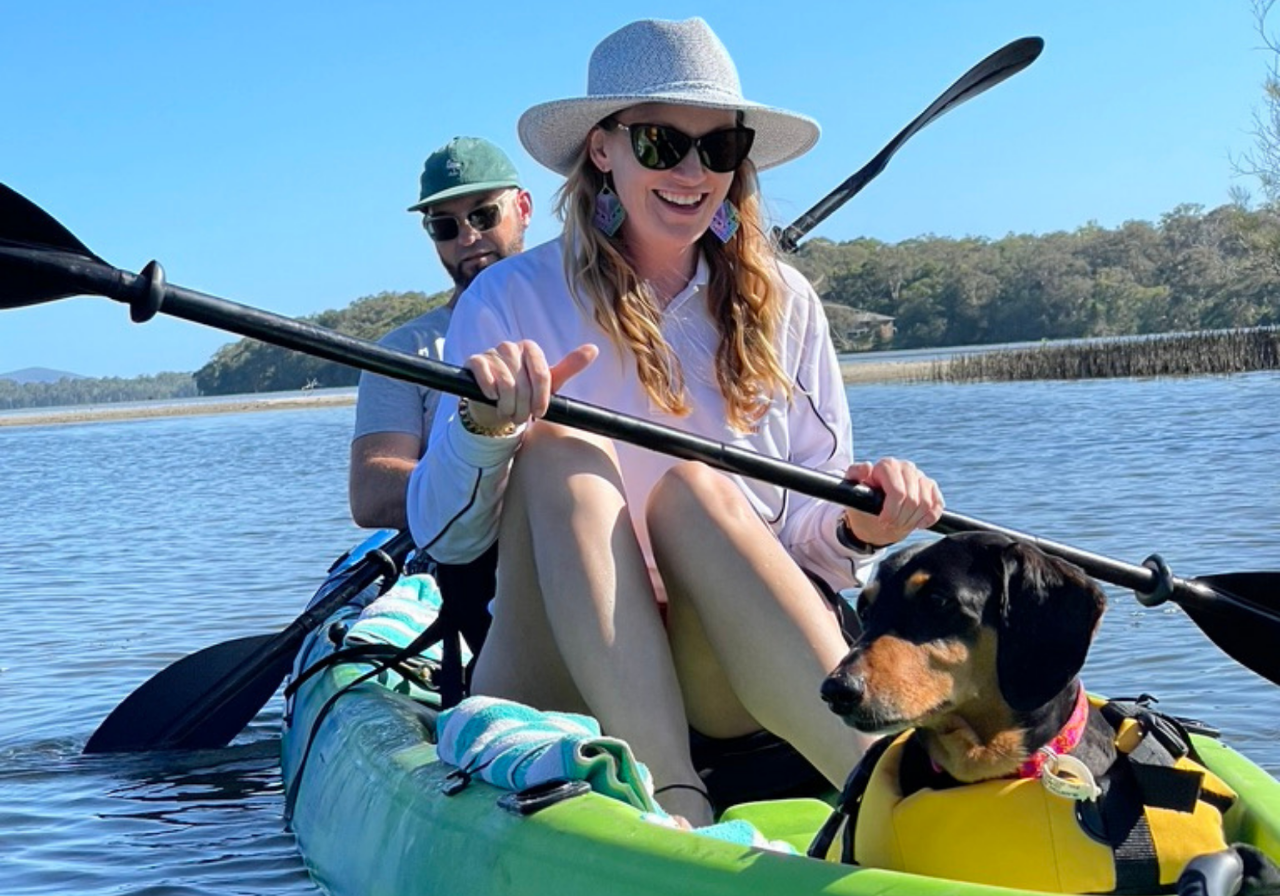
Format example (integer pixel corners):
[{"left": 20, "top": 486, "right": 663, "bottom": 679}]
[{"left": 1017, "top": 683, "right": 1089, "bottom": 780}]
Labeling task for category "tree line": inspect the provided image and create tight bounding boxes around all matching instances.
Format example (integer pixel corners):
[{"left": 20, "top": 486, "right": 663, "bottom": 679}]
[
  {"left": 0, "top": 371, "right": 198, "bottom": 410},
  {"left": 807, "top": 202, "right": 1280, "bottom": 351}
]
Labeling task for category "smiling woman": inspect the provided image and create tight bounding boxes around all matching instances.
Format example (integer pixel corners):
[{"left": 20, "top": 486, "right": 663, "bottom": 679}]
[{"left": 405, "top": 16, "right": 946, "bottom": 827}]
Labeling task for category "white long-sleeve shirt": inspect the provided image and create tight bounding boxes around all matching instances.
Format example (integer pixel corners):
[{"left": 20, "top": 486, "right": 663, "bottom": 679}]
[{"left": 406, "top": 238, "right": 877, "bottom": 594}]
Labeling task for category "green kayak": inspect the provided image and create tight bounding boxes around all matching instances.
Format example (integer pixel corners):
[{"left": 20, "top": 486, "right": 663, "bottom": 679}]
[{"left": 280, "top": 546, "right": 1280, "bottom": 896}]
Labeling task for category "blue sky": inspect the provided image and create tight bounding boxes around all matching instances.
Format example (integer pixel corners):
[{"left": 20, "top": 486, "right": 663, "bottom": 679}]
[{"left": 0, "top": 1, "right": 1265, "bottom": 377}]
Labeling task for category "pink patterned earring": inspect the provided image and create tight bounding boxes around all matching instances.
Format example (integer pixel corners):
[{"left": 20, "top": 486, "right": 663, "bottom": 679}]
[
  {"left": 709, "top": 199, "right": 740, "bottom": 243},
  {"left": 593, "top": 176, "right": 626, "bottom": 236}
]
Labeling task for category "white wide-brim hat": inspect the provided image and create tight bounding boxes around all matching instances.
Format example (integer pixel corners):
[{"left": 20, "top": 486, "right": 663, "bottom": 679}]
[{"left": 518, "top": 17, "right": 820, "bottom": 176}]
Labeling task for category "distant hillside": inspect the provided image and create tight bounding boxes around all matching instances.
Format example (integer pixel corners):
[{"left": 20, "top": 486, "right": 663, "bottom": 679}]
[{"left": 0, "top": 367, "right": 87, "bottom": 384}]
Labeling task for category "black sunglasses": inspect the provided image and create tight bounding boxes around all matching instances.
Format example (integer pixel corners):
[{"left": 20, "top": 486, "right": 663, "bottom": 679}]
[
  {"left": 607, "top": 121, "right": 755, "bottom": 174},
  {"left": 422, "top": 201, "right": 505, "bottom": 242}
]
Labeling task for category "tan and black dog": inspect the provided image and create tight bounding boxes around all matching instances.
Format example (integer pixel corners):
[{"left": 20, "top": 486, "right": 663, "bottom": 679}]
[
  {"left": 822, "top": 530, "right": 1110, "bottom": 785},
  {"left": 816, "top": 531, "right": 1266, "bottom": 895}
]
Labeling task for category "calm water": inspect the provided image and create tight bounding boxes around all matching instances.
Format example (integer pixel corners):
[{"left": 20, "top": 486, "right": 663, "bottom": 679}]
[{"left": 1, "top": 373, "right": 1277, "bottom": 895}]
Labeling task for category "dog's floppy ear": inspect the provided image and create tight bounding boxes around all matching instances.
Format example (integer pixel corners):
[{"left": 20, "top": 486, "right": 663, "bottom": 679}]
[{"left": 995, "top": 542, "right": 1107, "bottom": 712}]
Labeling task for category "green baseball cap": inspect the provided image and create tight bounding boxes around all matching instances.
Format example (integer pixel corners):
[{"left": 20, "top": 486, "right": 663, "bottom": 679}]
[{"left": 408, "top": 137, "right": 522, "bottom": 212}]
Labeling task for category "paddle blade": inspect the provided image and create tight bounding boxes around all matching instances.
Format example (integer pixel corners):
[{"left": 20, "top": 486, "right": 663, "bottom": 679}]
[
  {"left": 776, "top": 36, "right": 1043, "bottom": 252},
  {"left": 908, "top": 36, "right": 1044, "bottom": 135},
  {"left": 1178, "top": 573, "right": 1280, "bottom": 686},
  {"left": 84, "top": 634, "right": 287, "bottom": 753},
  {"left": 0, "top": 183, "right": 106, "bottom": 308}
]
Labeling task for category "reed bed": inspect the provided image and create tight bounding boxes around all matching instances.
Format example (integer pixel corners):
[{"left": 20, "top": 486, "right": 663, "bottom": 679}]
[{"left": 932, "top": 327, "right": 1280, "bottom": 383}]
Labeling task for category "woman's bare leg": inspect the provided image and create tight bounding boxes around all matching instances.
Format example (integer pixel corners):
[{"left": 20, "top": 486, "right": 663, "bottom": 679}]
[
  {"left": 470, "top": 423, "right": 712, "bottom": 825},
  {"left": 648, "top": 462, "right": 873, "bottom": 786}
]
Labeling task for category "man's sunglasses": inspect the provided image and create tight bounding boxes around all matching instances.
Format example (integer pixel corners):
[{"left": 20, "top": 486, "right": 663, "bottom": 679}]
[
  {"left": 422, "top": 201, "right": 505, "bottom": 242},
  {"left": 607, "top": 121, "right": 755, "bottom": 174}
]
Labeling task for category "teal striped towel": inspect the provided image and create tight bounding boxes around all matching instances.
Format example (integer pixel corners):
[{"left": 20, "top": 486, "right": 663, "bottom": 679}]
[
  {"left": 336, "top": 573, "right": 468, "bottom": 702},
  {"left": 343, "top": 573, "right": 473, "bottom": 667},
  {"left": 436, "top": 696, "right": 797, "bottom": 854},
  {"left": 437, "top": 695, "right": 658, "bottom": 813}
]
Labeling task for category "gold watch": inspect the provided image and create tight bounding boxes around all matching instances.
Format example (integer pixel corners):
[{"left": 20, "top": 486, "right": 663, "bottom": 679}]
[{"left": 457, "top": 398, "right": 518, "bottom": 438}]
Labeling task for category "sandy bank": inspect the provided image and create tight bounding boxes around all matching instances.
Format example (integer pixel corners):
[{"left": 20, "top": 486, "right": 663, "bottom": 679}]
[{"left": 0, "top": 392, "right": 357, "bottom": 429}]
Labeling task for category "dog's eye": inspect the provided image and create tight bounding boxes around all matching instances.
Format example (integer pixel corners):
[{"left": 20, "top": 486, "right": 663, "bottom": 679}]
[{"left": 854, "top": 586, "right": 876, "bottom": 620}]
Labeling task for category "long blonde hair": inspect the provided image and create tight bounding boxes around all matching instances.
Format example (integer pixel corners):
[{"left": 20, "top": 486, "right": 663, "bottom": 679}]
[{"left": 555, "top": 143, "right": 792, "bottom": 433}]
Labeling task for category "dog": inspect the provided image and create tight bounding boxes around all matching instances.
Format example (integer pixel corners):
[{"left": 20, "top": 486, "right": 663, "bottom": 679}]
[
  {"left": 822, "top": 530, "right": 1110, "bottom": 785},
  {"left": 817, "top": 531, "right": 1268, "bottom": 895}
]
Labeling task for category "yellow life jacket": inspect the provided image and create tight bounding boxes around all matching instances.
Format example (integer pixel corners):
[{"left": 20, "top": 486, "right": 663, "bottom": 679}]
[{"left": 811, "top": 698, "right": 1236, "bottom": 894}]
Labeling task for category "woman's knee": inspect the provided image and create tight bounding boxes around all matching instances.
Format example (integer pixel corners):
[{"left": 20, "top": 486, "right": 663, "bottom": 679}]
[
  {"left": 513, "top": 421, "right": 621, "bottom": 481},
  {"left": 647, "top": 461, "right": 750, "bottom": 533}
]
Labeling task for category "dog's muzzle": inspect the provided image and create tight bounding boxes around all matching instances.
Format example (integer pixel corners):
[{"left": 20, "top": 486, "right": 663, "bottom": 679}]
[{"left": 820, "top": 670, "right": 867, "bottom": 720}]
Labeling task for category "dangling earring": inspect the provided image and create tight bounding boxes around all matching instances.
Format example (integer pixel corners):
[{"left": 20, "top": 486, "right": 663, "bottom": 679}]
[
  {"left": 709, "top": 199, "right": 740, "bottom": 243},
  {"left": 593, "top": 175, "right": 626, "bottom": 236}
]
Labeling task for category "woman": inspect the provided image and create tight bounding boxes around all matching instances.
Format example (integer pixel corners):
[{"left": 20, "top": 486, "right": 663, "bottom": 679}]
[{"left": 407, "top": 17, "right": 944, "bottom": 826}]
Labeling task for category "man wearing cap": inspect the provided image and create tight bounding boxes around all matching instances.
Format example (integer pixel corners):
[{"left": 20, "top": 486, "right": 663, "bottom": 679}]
[{"left": 349, "top": 136, "right": 533, "bottom": 529}]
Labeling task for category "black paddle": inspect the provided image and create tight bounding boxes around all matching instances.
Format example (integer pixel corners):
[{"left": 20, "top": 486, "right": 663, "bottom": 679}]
[
  {"left": 15, "top": 37, "right": 1048, "bottom": 755},
  {"left": 81, "top": 529, "right": 416, "bottom": 753},
  {"left": 775, "top": 36, "right": 1044, "bottom": 253},
  {"left": 3, "top": 182, "right": 1279, "bottom": 707}
]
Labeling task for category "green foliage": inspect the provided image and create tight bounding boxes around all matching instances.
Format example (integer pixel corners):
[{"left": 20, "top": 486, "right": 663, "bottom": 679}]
[
  {"left": 793, "top": 204, "right": 1280, "bottom": 351},
  {"left": 193, "top": 289, "right": 446, "bottom": 395},
  {"left": 0, "top": 371, "right": 197, "bottom": 410}
]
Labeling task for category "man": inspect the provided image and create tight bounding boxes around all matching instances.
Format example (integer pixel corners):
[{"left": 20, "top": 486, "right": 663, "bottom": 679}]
[{"left": 349, "top": 137, "right": 533, "bottom": 529}]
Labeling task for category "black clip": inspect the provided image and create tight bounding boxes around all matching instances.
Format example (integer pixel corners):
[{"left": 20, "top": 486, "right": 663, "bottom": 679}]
[
  {"left": 441, "top": 769, "right": 473, "bottom": 797},
  {"left": 497, "top": 779, "right": 592, "bottom": 816}
]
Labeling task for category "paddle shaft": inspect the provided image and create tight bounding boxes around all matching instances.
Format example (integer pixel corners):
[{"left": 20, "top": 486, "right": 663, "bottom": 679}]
[
  {"left": 775, "top": 36, "right": 1043, "bottom": 253},
  {"left": 4, "top": 243, "right": 1219, "bottom": 610}
]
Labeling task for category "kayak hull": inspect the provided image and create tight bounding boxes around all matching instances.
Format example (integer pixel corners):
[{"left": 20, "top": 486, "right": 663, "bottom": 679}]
[{"left": 281, "top": 594, "right": 1280, "bottom": 896}]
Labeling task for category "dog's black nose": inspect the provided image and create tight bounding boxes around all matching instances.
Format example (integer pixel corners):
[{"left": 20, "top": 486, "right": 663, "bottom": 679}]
[{"left": 821, "top": 671, "right": 865, "bottom": 716}]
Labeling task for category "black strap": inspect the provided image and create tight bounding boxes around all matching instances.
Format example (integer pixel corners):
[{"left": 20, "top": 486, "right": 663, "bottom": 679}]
[
  {"left": 1095, "top": 697, "right": 1205, "bottom": 893},
  {"left": 283, "top": 642, "right": 435, "bottom": 699},
  {"left": 423, "top": 543, "right": 497, "bottom": 708},
  {"left": 1094, "top": 759, "right": 1163, "bottom": 894},
  {"left": 807, "top": 733, "right": 896, "bottom": 861}
]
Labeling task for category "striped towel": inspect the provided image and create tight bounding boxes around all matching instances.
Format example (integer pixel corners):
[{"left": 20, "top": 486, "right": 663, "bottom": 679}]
[
  {"left": 436, "top": 696, "right": 797, "bottom": 854},
  {"left": 343, "top": 573, "right": 473, "bottom": 667},
  {"left": 334, "top": 572, "right": 468, "bottom": 702},
  {"left": 437, "top": 695, "right": 657, "bottom": 813}
]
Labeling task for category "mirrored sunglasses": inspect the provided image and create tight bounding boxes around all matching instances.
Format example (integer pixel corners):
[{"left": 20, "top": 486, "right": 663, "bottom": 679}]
[
  {"left": 422, "top": 202, "right": 504, "bottom": 242},
  {"left": 608, "top": 121, "right": 756, "bottom": 174}
]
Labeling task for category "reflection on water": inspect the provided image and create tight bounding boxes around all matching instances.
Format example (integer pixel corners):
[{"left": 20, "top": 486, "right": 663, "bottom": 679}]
[
  {"left": 0, "top": 376, "right": 1277, "bottom": 894},
  {"left": 1, "top": 736, "right": 308, "bottom": 895}
]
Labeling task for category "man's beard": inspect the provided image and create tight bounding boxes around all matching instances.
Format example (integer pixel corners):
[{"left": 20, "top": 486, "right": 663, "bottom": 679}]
[{"left": 445, "top": 232, "right": 526, "bottom": 290}]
